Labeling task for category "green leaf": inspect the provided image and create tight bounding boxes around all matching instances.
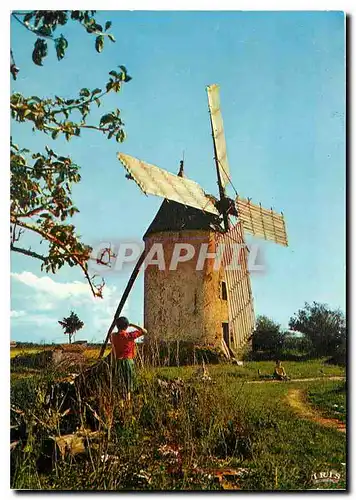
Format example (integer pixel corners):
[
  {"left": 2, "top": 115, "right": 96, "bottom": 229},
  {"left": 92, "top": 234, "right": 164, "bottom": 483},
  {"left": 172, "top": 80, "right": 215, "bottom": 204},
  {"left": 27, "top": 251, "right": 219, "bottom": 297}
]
[
  {"left": 32, "top": 39, "right": 48, "bottom": 66},
  {"left": 106, "top": 79, "right": 113, "bottom": 92},
  {"left": 54, "top": 35, "right": 68, "bottom": 61},
  {"left": 79, "top": 88, "right": 90, "bottom": 97},
  {"left": 108, "top": 34, "right": 116, "bottom": 42},
  {"left": 116, "top": 130, "right": 125, "bottom": 143},
  {"left": 37, "top": 25, "right": 52, "bottom": 37},
  {"left": 100, "top": 113, "right": 115, "bottom": 126},
  {"left": 24, "top": 12, "right": 33, "bottom": 23},
  {"left": 95, "top": 35, "right": 104, "bottom": 53},
  {"left": 105, "top": 21, "right": 112, "bottom": 31}
]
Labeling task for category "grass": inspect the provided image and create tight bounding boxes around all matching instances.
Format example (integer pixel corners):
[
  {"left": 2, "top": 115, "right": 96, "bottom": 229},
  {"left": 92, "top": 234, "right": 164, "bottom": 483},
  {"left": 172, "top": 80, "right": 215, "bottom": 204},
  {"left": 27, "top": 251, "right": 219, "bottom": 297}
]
[
  {"left": 10, "top": 354, "right": 346, "bottom": 491},
  {"left": 11, "top": 348, "right": 345, "bottom": 379},
  {"left": 11, "top": 347, "right": 44, "bottom": 358},
  {"left": 83, "top": 347, "right": 111, "bottom": 360},
  {"left": 308, "top": 382, "right": 347, "bottom": 424},
  {"left": 228, "top": 380, "right": 346, "bottom": 490},
  {"left": 155, "top": 359, "right": 345, "bottom": 381},
  {"left": 153, "top": 372, "right": 347, "bottom": 490},
  {"left": 10, "top": 346, "right": 111, "bottom": 360}
]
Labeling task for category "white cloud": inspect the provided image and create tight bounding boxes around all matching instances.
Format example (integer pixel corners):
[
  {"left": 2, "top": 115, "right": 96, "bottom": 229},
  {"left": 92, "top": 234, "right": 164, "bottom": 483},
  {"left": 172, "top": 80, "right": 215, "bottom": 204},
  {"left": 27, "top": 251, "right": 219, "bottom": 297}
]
[
  {"left": 10, "top": 310, "right": 25, "bottom": 318},
  {"left": 11, "top": 271, "right": 128, "bottom": 338},
  {"left": 12, "top": 313, "right": 55, "bottom": 326},
  {"left": 11, "top": 271, "right": 89, "bottom": 300}
]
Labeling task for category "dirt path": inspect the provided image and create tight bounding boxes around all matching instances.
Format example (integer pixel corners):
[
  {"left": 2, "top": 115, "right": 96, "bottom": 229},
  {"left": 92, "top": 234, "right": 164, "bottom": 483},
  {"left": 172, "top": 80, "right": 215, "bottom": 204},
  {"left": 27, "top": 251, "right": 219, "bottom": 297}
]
[
  {"left": 286, "top": 388, "right": 346, "bottom": 433},
  {"left": 247, "top": 376, "right": 345, "bottom": 384}
]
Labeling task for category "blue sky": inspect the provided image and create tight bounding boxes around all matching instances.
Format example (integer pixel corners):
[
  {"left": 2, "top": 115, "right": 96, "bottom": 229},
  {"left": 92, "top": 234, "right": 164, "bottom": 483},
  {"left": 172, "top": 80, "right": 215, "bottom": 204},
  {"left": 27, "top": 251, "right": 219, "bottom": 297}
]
[{"left": 10, "top": 11, "right": 345, "bottom": 343}]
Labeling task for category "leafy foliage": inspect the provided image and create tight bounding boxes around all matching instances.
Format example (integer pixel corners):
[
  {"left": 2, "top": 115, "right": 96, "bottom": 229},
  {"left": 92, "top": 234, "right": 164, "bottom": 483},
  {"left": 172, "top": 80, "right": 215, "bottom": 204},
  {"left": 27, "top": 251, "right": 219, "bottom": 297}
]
[
  {"left": 10, "top": 11, "right": 132, "bottom": 296},
  {"left": 281, "top": 335, "right": 312, "bottom": 354},
  {"left": 289, "top": 302, "right": 346, "bottom": 358},
  {"left": 12, "top": 11, "right": 116, "bottom": 67},
  {"left": 251, "top": 316, "right": 284, "bottom": 356},
  {"left": 58, "top": 311, "right": 84, "bottom": 343}
]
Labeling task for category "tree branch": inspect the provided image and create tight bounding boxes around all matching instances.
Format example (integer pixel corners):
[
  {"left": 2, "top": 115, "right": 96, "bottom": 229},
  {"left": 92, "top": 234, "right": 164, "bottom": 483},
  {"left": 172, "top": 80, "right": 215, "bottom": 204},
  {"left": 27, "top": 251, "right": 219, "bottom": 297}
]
[
  {"left": 12, "top": 219, "right": 102, "bottom": 297},
  {"left": 15, "top": 206, "right": 51, "bottom": 218},
  {"left": 11, "top": 244, "right": 46, "bottom": 262},
  {"left": 51, "top": 90, "right": 108, "bottom": 116},
  {"left": 11, "top": 13, "right": 54, "bottom": 40}
]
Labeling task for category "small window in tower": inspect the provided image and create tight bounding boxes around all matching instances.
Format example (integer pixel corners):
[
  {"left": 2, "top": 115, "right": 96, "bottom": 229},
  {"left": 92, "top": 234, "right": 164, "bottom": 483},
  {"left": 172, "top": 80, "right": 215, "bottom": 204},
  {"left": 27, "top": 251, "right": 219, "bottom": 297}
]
[{"left": 221, "top": 281, "right": 228, "bottom": 301}]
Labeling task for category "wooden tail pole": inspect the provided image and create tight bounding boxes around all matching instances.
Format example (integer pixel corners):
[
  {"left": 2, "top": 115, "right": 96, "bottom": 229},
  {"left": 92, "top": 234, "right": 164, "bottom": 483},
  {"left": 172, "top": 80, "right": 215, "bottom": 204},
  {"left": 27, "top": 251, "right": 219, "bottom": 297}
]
[{"left": 98, "top": 249, "right": 146, "bottom": 359}]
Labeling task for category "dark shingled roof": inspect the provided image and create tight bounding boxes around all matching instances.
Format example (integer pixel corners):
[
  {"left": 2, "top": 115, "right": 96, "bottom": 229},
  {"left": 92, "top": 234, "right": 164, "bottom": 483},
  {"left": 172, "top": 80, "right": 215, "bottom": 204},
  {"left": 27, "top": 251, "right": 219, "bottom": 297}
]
[{"left": 144, "top": 199, "right": 223, "bottom": 239}]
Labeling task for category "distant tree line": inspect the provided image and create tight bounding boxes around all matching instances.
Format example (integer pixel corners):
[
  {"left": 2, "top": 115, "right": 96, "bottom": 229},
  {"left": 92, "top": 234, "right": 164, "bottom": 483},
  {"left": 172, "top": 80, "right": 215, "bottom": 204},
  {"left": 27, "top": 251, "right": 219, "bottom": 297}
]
[
  {"left": 250, "top": 302, "right": 346, "bottom": 365},
  {"left": 12, "top": 341, "right": 104, "bottom": 348}
]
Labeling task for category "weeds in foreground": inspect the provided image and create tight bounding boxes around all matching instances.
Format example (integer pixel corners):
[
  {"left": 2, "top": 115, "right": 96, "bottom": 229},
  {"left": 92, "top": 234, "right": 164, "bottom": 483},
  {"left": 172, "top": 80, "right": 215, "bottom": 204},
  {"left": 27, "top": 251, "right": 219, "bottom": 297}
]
[{"left": 10, "top": 361, "right": 346, "bottom": 490}]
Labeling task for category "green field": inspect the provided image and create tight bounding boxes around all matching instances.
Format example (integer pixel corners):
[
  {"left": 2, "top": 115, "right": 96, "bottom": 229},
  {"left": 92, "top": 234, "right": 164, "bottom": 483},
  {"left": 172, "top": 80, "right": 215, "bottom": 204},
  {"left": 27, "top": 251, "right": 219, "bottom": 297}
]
[
  {"left": 154, "top": 359, "right": 344, "bottom": 381},
  {"left": 10, "top": 346, "right": 111, "bottom": 360},
  {"left": 10, "top": 351, "right": 346, "bottom": 491}
]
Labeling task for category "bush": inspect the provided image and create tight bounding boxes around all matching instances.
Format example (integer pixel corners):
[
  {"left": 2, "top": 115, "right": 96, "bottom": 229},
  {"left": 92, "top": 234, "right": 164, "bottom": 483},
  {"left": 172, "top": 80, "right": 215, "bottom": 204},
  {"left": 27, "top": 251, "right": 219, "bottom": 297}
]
[
  {"left": 249, "top": 316, "right": 284, "bottom": 361},
  {"left": 289, "top": 302, "right": 346, "bottom": 358}
]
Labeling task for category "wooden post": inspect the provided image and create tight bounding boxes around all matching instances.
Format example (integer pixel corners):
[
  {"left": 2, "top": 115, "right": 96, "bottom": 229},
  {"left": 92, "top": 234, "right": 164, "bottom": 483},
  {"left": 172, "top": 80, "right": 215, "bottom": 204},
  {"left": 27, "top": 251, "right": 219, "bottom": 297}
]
[{"left": 98, "top": 249, "right": 146, "bottom": 359}]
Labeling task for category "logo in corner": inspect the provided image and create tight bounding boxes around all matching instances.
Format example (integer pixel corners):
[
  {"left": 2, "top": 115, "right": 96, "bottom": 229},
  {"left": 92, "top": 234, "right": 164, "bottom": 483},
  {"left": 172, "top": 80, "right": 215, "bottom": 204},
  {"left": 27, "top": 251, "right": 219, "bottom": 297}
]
[{"left": 311, "top": 470, "right": 341, "bottom": 485}]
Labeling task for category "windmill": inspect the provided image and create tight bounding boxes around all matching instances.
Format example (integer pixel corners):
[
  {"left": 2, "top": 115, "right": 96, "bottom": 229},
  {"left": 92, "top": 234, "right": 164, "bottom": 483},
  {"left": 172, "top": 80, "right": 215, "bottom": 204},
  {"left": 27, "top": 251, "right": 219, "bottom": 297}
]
[{"left": 99, "top": 84, "right": 288, "bottom": 359}]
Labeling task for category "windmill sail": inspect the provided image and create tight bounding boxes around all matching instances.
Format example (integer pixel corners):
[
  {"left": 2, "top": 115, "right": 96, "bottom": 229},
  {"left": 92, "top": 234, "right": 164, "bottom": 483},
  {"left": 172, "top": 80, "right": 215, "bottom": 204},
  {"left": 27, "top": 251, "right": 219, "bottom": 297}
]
[
  {"left": 236, "top": 196, "right": 288, "bottom": 247},
  {"left": 118, "top": 153, "right": 219, "bottom": 215},
  {"left": 217, "top": 222, "right": 255, "bottom": 351},
  {"left": 207, "top": 84, "right": 231, "bottom": 188}
]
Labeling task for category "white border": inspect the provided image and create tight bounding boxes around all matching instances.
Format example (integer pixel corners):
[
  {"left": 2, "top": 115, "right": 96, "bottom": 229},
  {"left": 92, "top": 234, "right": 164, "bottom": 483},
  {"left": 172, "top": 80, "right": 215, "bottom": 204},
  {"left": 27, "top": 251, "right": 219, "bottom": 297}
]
[{"left": 3, "top": 3, "right": 352, "bottom": 498}]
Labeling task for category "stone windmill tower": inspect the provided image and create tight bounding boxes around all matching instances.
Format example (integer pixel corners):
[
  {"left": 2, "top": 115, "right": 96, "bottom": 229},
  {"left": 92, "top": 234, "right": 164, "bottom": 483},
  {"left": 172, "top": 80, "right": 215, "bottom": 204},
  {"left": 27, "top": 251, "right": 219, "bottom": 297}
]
[
  {"left": 99, "top": 84, "right": 288, "bottom": 359},
  {"left": 143, "top": 174, "right": 230, "bottom": 352}
]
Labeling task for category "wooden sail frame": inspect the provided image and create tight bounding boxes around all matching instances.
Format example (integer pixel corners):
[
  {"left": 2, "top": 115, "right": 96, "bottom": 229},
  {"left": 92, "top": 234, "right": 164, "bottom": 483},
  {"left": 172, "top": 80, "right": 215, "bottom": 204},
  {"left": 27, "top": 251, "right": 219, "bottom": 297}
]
[
  {"left": 216, "top": 222, "right": 255, "bottom": 352},
  {"left": 236, "top": 196, "right": 288, "bottom": 247},
  {"left": 118, "top": 153, "right": 219, "bottom": 215}
]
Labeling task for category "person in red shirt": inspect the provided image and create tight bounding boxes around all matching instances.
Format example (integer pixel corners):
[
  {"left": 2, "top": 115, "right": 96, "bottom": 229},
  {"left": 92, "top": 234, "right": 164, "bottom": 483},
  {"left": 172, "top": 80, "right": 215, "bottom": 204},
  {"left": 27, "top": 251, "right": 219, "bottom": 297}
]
[{"left": 110, "top": 316, "right": 147, "bottom": 401}]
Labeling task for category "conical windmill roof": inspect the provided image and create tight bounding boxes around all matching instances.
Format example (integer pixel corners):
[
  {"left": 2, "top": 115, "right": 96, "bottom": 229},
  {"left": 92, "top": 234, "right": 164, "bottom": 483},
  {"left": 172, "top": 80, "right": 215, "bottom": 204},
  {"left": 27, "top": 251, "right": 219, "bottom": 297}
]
[{"left": 143, "top": 199, "right": 223, "bottom": 239}]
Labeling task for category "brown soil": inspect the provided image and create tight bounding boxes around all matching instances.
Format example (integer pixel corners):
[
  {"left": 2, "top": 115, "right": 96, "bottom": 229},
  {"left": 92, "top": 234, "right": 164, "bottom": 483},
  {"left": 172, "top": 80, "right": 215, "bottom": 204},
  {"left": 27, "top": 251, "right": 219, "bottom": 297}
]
[{"left": 286, "top": 388, "right": 346, "bottom": 433}]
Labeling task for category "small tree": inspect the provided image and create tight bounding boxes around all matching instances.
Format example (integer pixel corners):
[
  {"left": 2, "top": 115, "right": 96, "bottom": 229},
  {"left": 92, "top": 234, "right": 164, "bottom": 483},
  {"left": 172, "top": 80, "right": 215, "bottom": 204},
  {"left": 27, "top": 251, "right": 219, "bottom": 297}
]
[
  {"left": 58, "top": 311, "right": 84, "bottom": 344},
  {"left": 252, "top": 315, "right": 284, "bottom": 355},
  {"left": 289, "top": 301, "right": 346, "bottom": 358}
]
